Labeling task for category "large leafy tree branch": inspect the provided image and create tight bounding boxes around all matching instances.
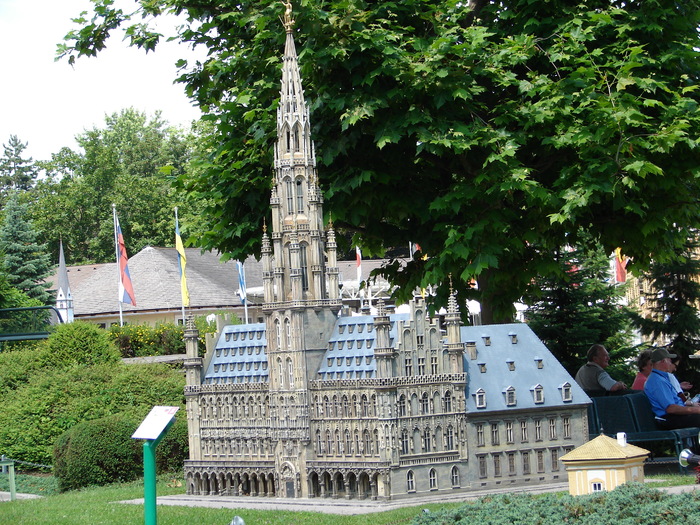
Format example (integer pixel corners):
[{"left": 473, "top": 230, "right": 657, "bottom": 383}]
[{"left": 59, "top": 1, "right": 700, "bottom": 322}]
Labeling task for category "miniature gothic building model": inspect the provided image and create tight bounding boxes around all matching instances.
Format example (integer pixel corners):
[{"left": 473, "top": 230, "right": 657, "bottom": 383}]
[{"left": 183, "top": 5, "right": 589, "bottom": 500}]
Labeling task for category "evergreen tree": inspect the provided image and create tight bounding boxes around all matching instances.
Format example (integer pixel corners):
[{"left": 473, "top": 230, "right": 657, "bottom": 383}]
[
  {"left": 0, "top": 193, "right": 52, "bottom": 303},
  {"left": 632, "top": 237, "right": 700, "bottom": 385},
  {"left": 524, "top": 238, "right": 634, "bottom": 380},
  {"left": 0, "top": 135, "right": 36, "bottom": 203}
]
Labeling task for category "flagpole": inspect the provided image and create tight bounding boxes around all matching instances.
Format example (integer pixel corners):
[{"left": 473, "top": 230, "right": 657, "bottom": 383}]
[
  {"left": 237, "top": 261, "right": 248, "bottom": 324},
  {"left": 175, "top": 207, "right": 186, "bottom": 325},
  {"left": 112, "top": 204, "right": 124, "bottom": 327}
]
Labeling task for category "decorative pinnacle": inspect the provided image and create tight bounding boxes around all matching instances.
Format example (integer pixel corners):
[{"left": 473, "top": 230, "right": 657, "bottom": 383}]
[
  {"left": 263, "top": 218, "right": 268, "bottom": 233},
  {"left": 283, "top": 1, "right": 295, "bottom": 32}
]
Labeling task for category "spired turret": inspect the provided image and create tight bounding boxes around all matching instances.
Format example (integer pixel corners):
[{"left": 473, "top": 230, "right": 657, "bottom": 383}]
[{"left": 263, "top": 3, "right": 340, "bottom": 308}]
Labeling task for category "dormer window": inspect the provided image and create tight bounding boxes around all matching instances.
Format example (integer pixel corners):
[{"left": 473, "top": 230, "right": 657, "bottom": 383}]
[
  {"left": 534, "top": 358, "right": 543, "bottom": 369},
  {"left": 560, "top": 382, "right": 573, "bottom": 402},
  {"left": 504, "top": 386, "right": 516, "bottom": 406},
  {"left": 532, "top": 384, "right": 545, "bottom": 404},
  {"left": 478, "top": 362, "right": 487, "bottom": 373},
  {"left": 507, "top": 360, "right": 515, "bottom": 371},
  {"left": 482, "top": 336, "right": 491, "bottom": 346},
  {"left": 475, "top": 388, "right": 487, "bottom": 409},
  {"left": 509, "top": 333, "right": 517, "bottom": 344}
]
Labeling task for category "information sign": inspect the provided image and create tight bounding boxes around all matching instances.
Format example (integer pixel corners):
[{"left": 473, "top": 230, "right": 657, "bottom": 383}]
[{"left": 132, "top": 406, "right": 179, "bottom": 440}]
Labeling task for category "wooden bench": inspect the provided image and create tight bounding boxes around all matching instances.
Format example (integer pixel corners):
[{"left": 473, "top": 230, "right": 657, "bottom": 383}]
[{"left": 589, "top": 392, "right": 700, "bottom": 471}]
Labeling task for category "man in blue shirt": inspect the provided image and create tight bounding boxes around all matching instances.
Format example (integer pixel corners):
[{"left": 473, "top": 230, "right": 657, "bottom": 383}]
[{"left": 645, "top": 347, "right": 700, "bottom": 429}]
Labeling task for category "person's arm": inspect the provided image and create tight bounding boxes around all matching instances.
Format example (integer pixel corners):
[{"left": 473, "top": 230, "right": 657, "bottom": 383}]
[
  {"left": 597, "top": 369, "right": 625, "bottom": 391},
  {"left": 665, "top": 403, "right": 700, "bottom": 415}
]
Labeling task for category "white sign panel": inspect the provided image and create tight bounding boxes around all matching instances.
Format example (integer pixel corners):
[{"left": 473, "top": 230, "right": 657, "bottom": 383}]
[{"left": 132, "top": 406, "right": 179, "bottom": 440}]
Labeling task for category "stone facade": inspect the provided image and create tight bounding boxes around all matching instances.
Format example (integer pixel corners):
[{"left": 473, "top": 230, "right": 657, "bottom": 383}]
[{"left": 183, "top": 9, "right": 589, "bottom": 501}]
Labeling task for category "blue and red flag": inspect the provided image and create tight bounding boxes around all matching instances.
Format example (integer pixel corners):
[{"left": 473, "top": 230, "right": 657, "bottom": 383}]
[{"left": 116, "top": 216, "right": 137, "bottom": 305}]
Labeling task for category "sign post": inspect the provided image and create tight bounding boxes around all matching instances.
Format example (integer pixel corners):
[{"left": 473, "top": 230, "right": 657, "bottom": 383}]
[
  {"left": 132, "top": 406, "right": 179, "bottom": 525},
  {"left": 0, "top": 457, "right": 15, "bottom": 501}
]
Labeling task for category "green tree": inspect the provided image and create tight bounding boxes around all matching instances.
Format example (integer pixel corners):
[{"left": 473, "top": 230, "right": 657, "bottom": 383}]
[
  {"left": 0, "top": 135, "right": 36, "bottom": 204},
  {"left": 632, "top": 238, "right": 700, "bottom": 386},
  {"left": 524, "top": 237, "right": 634, "bottom": 379},
  {"left": 60, "top": 1, "right": 700, "bottom": 322},
  {"left": 29, "top": 109, "right": 194, "bottom": 264},
  {"left": 0, "top": 193, "right": 52, "bottom": 303}
]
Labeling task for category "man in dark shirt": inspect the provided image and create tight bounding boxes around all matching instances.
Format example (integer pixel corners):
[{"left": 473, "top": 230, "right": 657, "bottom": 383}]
[{"left": 575, "top": 344, "right": 626, "bottom": 394}]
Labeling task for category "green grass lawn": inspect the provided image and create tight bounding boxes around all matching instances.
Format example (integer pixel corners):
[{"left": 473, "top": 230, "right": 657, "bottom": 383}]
[
  {"left": 1, "top": 471, "right": 697, "bottom": 525},
  {"left": 0, "top": 473, "right": 459, "bottom": 525}
]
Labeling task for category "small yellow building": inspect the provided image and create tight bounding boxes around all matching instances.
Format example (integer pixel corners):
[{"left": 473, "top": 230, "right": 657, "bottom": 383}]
[{"left": 560, "top": 433, "right": 649, "bottom": 495}]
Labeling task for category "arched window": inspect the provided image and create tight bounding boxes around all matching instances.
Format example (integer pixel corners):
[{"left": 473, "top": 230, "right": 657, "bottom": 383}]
[
  {"left": 421, "top": 392, "right": 430, "bottom": 414},
  {"left": 324, "top": 396, "right": 331, "bottom": 417},
  {"left": 277, "top": 357, "right": 284, "bottom": 387},
  {"left": 293, "top": 123, "right": 301, "bottom": 152},
  {"left": 287, "top": 357, "right": 294, "bottom": 388},
  {"left": 342, "top": 396, "right": 350, "bottom": 417},
  {"left": 295, "top": 177, "right": 304, "bottom": 211},
  {"left": 429, "top": 468, "right": 437, "bottom": 490},
  {"left": 398, "top": 395, "right": 407, "bottom": 417},
  {"left": 444, "top": 390, "right": 452, "bottom": 412},
  {"left": 363, "top": 430, "right": 372, "bottom": 455},
  {"left": 285, "top": 178, "right": 294, "bottom": 213},
  {"left": 423, "top": 428, "right": 432, "bottom": 452},
  {"left": 316, "top": 430, "right": 323, "bottom": 453},
  {"left": 451, "top": 466, "right": 460, "bottom": 487},
  {"left": 400, "top": 429, "right": 409, "bottom": 454},
  {"left": 446, "top": 426, "right": 455, "bottom": 450},
  {"left": 345, "top": 430, "right": 352, "bottom": 455},
  {"left": 406, "top": 471, "right": 415, "bottom": 492},
  {"left": 335, "top": 430, "right": 342, "bottom": 454},
  {"left": 284, "top": 318, "right": 291, "bottom": 350},
  {"left": 326, "top": 430, "right": 333, "bottom": 454},
  {"left": 300, "top": 243, "right": 309, "bottom": 291},
  {"left": 275, "top": 319, "right": 281, "bottom": 350},
  {"left": 361, "top": 394, "right": 369, "bottom": 417}
]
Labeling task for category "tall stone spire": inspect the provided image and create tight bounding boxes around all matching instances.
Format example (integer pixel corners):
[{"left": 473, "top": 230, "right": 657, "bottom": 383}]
[{"left": 264, "top": 0, "right": 339, "bottom": 306}]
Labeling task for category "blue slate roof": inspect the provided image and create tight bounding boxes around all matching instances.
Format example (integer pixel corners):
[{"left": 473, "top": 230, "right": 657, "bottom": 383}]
[
  {"left": 461, "top": 323, "right": 589, "bottom": 412},
  {"left": 317, "top": 313, "right": 410, "bottom": 380},
  {"left": 204, "top": 323, "right": 268, "bottom": 385}
]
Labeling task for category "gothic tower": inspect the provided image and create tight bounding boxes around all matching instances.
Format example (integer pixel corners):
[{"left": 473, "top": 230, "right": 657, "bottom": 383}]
[{"left": 261, "top": 2, "right": 342, "bottom": 498}]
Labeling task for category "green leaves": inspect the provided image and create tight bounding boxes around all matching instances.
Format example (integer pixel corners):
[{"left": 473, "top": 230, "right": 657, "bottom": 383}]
[{"left": 58, "top": 0, "right": 700, "bottom": 321}]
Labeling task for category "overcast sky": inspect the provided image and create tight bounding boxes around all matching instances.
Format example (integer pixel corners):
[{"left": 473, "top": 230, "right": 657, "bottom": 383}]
[{"left": 0, "top": 0, "right": 201, "bottom": 161}]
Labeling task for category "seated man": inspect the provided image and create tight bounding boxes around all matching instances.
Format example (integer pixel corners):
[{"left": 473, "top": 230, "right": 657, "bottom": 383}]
[
  {"left": 645, "top": 347, "right": 700, "bottom": 429},
  {"left": 575, "top": 344, "right": 626, "bottom": 394}
]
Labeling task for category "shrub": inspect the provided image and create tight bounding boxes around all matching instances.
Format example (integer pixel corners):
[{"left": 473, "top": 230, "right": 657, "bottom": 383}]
[
  {"left": 410, "top": 482, "right": 700, "bottom": 525},
  {"left": 156, "top": 416, "right": 189, "bottom": 473},
  {"left": 40, "top": 321, "right": 120, "bottom": 368},
  {"left": 53, "top": 410, "right": 188, "bottom": 492},
  {"left": 0, "top": 362, "right": 184, "bottom": 466},
  {"left": 0, "top": 344, "right": 45, "bottom": 394},
  {"left": 109, "top": 317, "right": 218, "bottom": 358},
  {"left": 53, "top": 413, "right": 142, "bottom": 491}
]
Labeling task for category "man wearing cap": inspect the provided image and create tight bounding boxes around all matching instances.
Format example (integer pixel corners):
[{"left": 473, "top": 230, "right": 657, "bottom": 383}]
[
  {"left": 574, "top": 344, "right": 627, "bottom": 394},
  {"left": 645, "top": 347, "right": 700, "bottom": 429}
]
